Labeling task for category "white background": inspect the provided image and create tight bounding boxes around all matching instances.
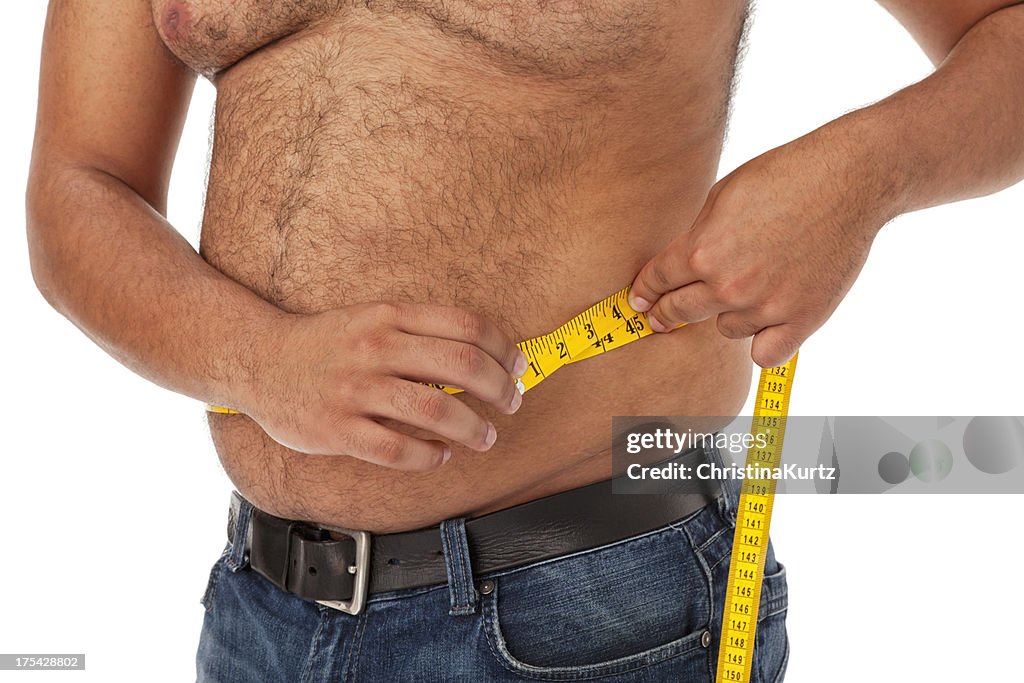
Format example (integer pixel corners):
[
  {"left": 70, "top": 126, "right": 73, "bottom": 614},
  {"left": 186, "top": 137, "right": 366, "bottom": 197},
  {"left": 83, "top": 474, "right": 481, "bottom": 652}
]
[{"left": 2, "top": 1, "right": 1022, "bottom": 681}]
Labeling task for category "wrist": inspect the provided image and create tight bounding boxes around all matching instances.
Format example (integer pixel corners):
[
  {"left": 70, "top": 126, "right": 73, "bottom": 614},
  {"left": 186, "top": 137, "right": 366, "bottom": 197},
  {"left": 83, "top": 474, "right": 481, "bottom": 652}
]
[
  {"left": 820, "top": 108, "right": 916, "bottom": 231},
  {"left": 217, "top": 305, "right": 297, "bottom": 416},
  {"left": 783, "top": 111, "right": 913, "bottom": 242}
]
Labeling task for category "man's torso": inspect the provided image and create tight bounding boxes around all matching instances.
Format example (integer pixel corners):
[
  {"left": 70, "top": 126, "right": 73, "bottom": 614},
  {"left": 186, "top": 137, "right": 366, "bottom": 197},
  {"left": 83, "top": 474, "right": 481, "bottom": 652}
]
[{"left": 154, "top": 0, "right": 753, "bottom": 531}]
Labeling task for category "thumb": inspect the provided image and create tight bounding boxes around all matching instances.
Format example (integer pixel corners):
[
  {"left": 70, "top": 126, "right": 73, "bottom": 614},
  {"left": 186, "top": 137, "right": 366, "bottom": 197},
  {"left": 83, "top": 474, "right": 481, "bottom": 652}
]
[
  {"left": 750, "top": 324, "right": 802, "bottom": 369},
  {"left": 628, "top": 230, "right": 698, "bottom": 313}
]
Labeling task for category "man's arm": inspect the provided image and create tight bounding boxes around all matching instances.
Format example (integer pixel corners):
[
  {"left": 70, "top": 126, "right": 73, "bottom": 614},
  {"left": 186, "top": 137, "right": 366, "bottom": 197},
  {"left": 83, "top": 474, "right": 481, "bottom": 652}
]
[
  {"left": 628, "top": 1, "right": 1024, "bottom": 367},
  {"left": 28, "top": 0, "right": 525, "bottom": 470},
  {"left": 27, "top": 0, "right": 287, "bottom": 410},
  {"left": 867, "top": 0, "right": 1024, "bottom": 209},
  {"left": 877, "top": 0, "right": 1023, "bottom": 65}
]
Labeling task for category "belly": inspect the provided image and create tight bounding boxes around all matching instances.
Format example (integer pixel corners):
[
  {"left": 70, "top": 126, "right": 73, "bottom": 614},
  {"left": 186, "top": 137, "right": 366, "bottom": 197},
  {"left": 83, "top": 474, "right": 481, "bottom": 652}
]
[{"left": 191, "top": 0, "right": 753, "bottom": 531}]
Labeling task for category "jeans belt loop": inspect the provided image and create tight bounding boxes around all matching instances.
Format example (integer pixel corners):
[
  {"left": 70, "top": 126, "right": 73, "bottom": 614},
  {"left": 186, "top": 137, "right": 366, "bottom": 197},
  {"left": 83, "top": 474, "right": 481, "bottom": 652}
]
[
  {"left": 227, "top": 492, "right": 253, "bottom": 572},
  {"left": 440, "top": 518, "right": 478, "bottom": 616}
]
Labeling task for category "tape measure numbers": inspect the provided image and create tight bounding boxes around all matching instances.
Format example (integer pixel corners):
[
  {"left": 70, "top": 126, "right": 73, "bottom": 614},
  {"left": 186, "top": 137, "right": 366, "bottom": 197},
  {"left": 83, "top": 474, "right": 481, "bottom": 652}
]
[
  {"left": 427, "top": 285, "right": 664, "bottom": 395},
  {"left": 716, "top": 354, "right": 797, "bottom": 682},
  {"left": 206, "top": 286, "right": 798, "bottom": 682}
]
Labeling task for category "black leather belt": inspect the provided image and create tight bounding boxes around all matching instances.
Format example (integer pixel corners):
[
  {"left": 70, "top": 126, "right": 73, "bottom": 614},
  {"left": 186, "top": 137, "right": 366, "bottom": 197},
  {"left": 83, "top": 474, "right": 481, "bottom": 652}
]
[{"left": 227, "top": 443, "right": 721, "bottom": 615}]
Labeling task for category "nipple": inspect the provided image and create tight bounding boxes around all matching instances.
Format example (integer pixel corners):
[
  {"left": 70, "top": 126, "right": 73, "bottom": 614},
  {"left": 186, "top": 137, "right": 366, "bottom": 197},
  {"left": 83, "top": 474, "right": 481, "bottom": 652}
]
[{"left": 161, "top": 1, "right": 190, "bottom": 41}]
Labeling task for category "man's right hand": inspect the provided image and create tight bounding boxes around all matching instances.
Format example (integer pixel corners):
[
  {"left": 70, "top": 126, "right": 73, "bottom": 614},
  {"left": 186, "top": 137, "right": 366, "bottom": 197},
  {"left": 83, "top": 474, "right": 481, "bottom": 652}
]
[{"left": 243, "top": 303, "right": 529, "bottom": 471}]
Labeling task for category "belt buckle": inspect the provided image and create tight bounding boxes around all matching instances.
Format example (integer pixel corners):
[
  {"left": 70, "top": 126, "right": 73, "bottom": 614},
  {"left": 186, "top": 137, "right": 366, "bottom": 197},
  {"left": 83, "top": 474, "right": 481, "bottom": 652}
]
[{"left": 313, "top": 524, "right": 371, "bottom": 615}]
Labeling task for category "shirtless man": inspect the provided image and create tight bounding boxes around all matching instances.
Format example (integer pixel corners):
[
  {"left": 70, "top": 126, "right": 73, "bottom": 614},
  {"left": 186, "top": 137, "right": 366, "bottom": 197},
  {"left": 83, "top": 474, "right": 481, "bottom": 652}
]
[{"left": 27, "top": 0, "right": 1024, "bottom": 680}]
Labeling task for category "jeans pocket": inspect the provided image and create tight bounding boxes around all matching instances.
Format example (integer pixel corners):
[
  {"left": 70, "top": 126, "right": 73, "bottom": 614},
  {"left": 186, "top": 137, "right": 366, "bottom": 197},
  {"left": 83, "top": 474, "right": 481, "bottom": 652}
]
[
  {"left": 481, "top": 526, "right": 715, "bottom": 681},
  {"left": 758, "top": 559, "right": 788, "bottom": 624},
  {"left": 200, "top": 544, "right": 231, "bottom": 613},
  {"left": 754, "top": 560, "right": 789, "bottom": 683}
]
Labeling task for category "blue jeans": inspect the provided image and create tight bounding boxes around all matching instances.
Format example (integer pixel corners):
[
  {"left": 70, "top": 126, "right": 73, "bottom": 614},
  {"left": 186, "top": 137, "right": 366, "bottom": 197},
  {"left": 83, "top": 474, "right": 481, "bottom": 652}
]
[{"left": 196, "top": 444, "right": 789, "bottom": 682}]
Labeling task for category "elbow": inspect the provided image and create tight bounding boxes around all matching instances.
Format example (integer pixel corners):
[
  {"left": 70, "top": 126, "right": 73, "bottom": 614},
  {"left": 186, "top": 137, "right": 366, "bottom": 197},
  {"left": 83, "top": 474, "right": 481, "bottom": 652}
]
[
  {"left": 25, "top": 168, "right": 70, "bottom": 313},
  {"left": 26, "top": 178, "right": 55, "bottom": 307},
  {"left": 930, "top": 2, "right": 1024, "bottom": 66}
]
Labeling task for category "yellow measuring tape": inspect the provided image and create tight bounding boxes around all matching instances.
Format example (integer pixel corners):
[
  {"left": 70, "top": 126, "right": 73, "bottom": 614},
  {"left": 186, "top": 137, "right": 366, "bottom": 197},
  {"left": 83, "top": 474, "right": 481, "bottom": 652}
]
[
  {"left": 716, "top": 354, "right": 797, "bottom": 682},
  {"left": 206, "top": 286, "right": 796, "bottom": 681},
  {"left": 427, "top": 285, "right": 663, "bottom": 395}
]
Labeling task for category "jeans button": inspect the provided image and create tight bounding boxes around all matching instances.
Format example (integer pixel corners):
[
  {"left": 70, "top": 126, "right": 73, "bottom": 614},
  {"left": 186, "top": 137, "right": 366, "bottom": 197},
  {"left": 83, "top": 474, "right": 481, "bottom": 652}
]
[
  {"left": 479, "top": 580, "right": 495, "bottom": 595},
  {"left": 701, "top": 630, "right": 712, "bottom": 648}
]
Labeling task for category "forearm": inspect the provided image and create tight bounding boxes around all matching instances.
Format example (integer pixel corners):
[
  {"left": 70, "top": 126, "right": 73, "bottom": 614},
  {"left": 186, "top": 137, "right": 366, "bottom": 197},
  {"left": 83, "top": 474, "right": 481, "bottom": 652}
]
[
  {"left": 628, "top": 4, "right": 1024, "bottom": 367},
  {"left": 27, "top": 163, "right": 289, "bottom": 412},
  {"left": 811, "top": 4, "right": 1024, "bottom": 221}
]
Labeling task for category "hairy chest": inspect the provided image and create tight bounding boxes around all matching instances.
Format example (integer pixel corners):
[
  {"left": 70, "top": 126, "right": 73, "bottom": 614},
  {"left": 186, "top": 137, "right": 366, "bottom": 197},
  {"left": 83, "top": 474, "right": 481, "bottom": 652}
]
[{"left": 152, "top": 0, "right": 736, "bottom": 78}]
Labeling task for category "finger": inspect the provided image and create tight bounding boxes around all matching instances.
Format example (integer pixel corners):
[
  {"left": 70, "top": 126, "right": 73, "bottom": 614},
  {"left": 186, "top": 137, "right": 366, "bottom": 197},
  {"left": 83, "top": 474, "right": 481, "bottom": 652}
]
[
  {"left": 389, "top": 303, "right": 527, "bottom": 378},
  {"left": 716, "top": 310, "right": 770, "bottom": 340},
  {"left": 342, "top": 417, "right": 451, "bottom": 471},
  {"left": 750, "top": 324, "right": 803, "bottom": 369},
  {"left": 628, "top": 232, "right": 699, "bottom": 313},
  {"left": 366, "top": 379, "right": 497, "bottom": 452},
  {"left": 391, "top": 335, "right": 522, "bottom": 414},
  {"left": 646, "top": 282, "right": 722, "bottom": 332}
]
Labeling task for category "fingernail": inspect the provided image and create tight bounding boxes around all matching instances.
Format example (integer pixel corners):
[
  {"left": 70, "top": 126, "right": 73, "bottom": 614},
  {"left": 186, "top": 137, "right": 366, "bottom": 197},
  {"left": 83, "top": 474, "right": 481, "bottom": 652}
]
[
  {"left": 516, "top": 378, "right": 526, "bottom": 395},
  {"left": 510, "top": 390, "right": 522, "bottom": 413},
  {"left": 647, "top": 314, "right": 668, "bottom": 333},
  {"left": 442, "top": 446, "right": 452, "bottom": 464},
  {"left": 629, "top": 294, "right": 651, "bottom": 312},
  {"left": 484, "top": 423, "right": 497, "bottom": 448},
  {"left": 513, "top": 351, "right": 529, "bottom": 378}
]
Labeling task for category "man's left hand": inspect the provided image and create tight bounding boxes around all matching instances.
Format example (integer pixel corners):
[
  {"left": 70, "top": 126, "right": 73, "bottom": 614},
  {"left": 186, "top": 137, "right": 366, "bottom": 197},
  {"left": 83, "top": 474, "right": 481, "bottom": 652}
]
[{"left": 628, "top": 134, "right": 889, "bottom": 368}]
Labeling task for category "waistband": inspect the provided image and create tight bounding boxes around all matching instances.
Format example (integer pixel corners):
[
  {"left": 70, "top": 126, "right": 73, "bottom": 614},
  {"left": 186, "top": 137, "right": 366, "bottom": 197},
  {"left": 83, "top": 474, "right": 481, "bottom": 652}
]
[{"left": 226, "top": 441, "right": 726, "bottom": 615}]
